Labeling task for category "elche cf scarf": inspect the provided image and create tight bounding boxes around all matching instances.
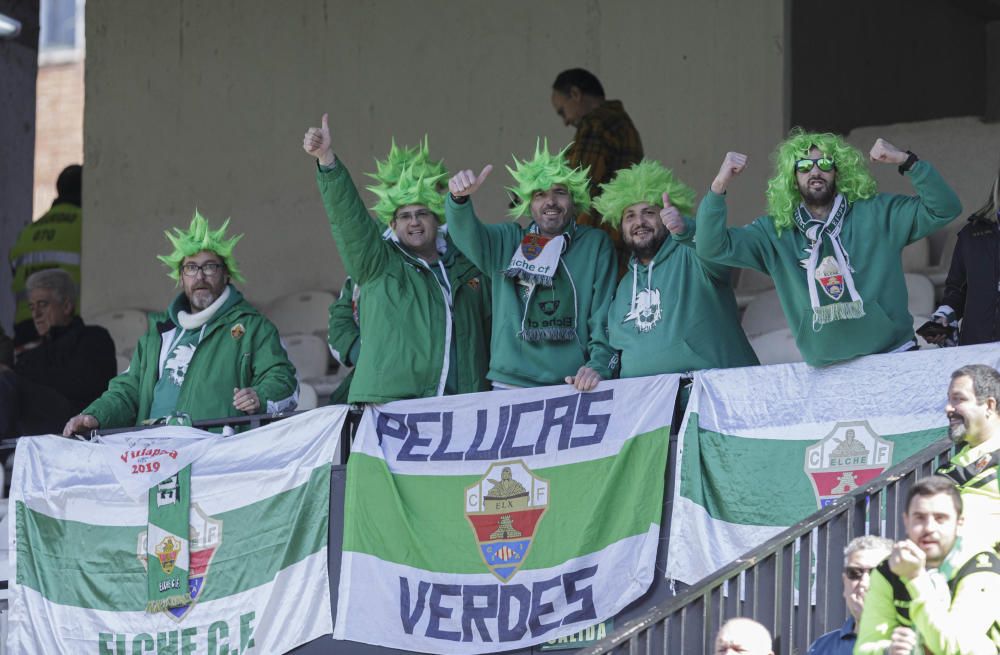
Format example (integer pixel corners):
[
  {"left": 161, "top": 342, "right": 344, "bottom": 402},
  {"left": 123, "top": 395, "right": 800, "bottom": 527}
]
[{"left": 334, "top": 375, "right": 680, "bottom": 653}]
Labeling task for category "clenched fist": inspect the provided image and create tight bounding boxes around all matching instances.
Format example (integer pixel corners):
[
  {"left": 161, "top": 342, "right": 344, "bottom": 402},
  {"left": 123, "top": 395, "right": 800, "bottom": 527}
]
[
  {"left": 869, "top": 138, "right": 908, "bottom": 165},
  {"left": 711, "top": 152, "right": 748, "bottom": 194}
]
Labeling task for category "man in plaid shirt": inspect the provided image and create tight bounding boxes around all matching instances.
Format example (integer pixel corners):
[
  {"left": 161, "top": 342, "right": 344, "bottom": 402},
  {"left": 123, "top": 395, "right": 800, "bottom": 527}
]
[{"left": 551, "top": 68, "right": 644, "bottom": 269}]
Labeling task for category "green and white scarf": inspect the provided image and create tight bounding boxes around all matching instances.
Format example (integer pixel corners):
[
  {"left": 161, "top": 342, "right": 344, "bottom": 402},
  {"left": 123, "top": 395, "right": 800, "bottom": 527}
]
[
  {"left": 795, "top": 194, "right": 865, "bottom": 330},
  {"left": 504, "top": 229, "right": 579, "bottom": 342},
  {"left": 146, "top": 466, "right": 192, "bottom": 612}
]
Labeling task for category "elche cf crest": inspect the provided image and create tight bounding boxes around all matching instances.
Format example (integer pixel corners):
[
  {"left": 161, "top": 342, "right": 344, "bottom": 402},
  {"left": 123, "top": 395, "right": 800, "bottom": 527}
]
[
  {"left": 804, "top": 421, "right": 893, "bottom": 508},
  {"left": 520, "top": 234, "right": 551, "bottom": 261},
  {"left": 137, "top": 503, "right": 223, "bottom": 621},
  {"left": 814, "top": 255, "right": 845, "bottom": 301},
  {"left": 465, "top": 461, "right": 549, "bottom": 582}
]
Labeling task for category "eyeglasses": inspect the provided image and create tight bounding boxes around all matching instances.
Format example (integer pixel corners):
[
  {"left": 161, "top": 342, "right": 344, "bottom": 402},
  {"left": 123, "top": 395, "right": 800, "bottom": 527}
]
[
  {"left": 180, "top": 262, "right": 224, "bottom": 278},
  {"left": 395, "top": 209, "right": 434, "bottom": 222},
  {"left": 843, "top": 566, "right": 873, "bottom": 581},
  {"left": 795, "top": 157, "right": 836, "bottom": 174}
]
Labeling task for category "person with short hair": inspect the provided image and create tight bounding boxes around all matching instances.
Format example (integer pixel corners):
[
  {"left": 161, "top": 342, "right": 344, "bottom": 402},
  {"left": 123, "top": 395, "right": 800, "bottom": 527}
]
[
  {"left": 0, "top": 269, "right": 115, "bottom": 436},
  {"left": 63, "top": 213, "right": 297, "bottom": 435},
  {"left": 593, "top": 159, "right": 757, "bottom": 376},
  {"left": 696, "top": 129, "right": 962, "bottom": 367},
  {"left": 805, "top": 535, "right": 892, "bottom": 655},
  {"left": 303, "top": 114, "right": 491, "bottom": 403},
  {"left": 938, "top": 364, "right": 1000, "bottom": 552},
  {"left": 715, "top": 617, "right": 774, "bottom": 655},
  {"left": 447, "top": 141, "right": 618, "bottom": 391},
  {"left": 855, "top": 476, "right": 1000, "bottom": 654}
]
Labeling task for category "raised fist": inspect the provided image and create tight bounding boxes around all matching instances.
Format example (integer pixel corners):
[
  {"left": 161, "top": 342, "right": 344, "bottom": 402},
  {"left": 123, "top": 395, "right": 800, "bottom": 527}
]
[
  {"left": 869, "top": 138, "right": 908, "bottom": 165},
  {"left": 711, "top": 152, "right": 748, "bottom": 194},
  {"left": 448, "top": 165, "right": 493, "bottom": 198},
  {"left": 303, "top": 113, "right": 334, "bottom": 167}
]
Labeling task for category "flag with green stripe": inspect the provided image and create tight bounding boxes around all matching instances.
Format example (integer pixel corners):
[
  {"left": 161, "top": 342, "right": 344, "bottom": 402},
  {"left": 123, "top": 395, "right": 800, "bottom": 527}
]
[
  {"left": 8, "top": 406, "right": 346, "bottom": 654},
  {"left": 333, "top": 376, "right": 680, "bottom": 653},
  {"left": 665, "top": 344, "right": 1000, "bottom": 585}
]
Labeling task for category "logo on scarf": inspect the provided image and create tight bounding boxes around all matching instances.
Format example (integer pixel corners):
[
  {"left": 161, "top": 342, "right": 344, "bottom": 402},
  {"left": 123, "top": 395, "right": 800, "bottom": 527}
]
[
  {"left": 804, "top": 422, "right": 892, "bottom": 508},
  {"left": 465, "top": 461, "right": 548, "bottom": 582},
  {"left": 520, "top": 234, "right": 551, "bottom": 261},
  {"left": 138, "top": 503, "right": 223, "bottom": 621},
  {"left": 623, "top": 288, "right": 662, "bottom": 333},
  {"left": 539, "top": 299, "right": 560, "bottom": 316},
  {"left": 155, "top": 536, "right": 182, "bottom": 574},
  {"left": 815, "top": 255, "right": 845, "bottom": 301}
]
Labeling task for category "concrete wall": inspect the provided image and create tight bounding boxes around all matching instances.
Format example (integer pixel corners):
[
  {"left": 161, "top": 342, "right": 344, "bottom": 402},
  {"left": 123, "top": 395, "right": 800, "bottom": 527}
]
[{"left": 81, "top": 0, "right": 787, "bottom": 315}]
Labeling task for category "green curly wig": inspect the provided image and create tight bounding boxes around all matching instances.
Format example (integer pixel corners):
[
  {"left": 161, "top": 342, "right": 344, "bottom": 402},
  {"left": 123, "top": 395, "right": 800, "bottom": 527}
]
[
  {"left": 157, "top": 211, "right": 245, "bottom": 283},
  {"left": 367, "top": 163, "right": 447, "bottom": 225},
  {"left": 506, "top": 139, "right": 591, "bottom": 218},
  {"left": 593, "top": 159, "right": 697, "bottom": 227},
  {"left": 366, "top": 136, "right": 447, "bottom": 186},
  {"left": 766, "top": 127, "right": 877, "bottom": 233}
]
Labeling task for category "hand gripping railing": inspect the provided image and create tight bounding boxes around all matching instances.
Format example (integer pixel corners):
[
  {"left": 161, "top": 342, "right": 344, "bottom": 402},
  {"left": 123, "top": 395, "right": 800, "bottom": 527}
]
[{"left": 579, "top": 437, "right": 958, "bottom": 655}]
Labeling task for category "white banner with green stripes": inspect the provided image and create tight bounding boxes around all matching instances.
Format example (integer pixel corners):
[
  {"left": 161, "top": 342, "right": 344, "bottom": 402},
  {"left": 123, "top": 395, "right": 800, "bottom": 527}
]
[
  {"left": 665, "top": 344, "right": 1000, "bottom": 585},
  {"left": 7, "top": 406, "right": 346, "bottom": 654},
  {"left": 334, "top": 376, "right": 680, "bottom": 653}
]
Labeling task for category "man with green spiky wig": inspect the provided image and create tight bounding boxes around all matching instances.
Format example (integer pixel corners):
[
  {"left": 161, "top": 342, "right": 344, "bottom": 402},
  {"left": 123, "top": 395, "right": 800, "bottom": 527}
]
[
  {"left": 695, "top": 129, "right": 962, "bottom": 367},
  {"left": 594, "top": 160, "right": 757, "bottom": 376},
  {"left": 447, "top": 141, "right": 618, "bottom": 391},
  {"left": 303, "top": 113, "right": 490, "bottom": 403},
  {"left": 62, "top": 213, "right": 298, "bottom": 435}
]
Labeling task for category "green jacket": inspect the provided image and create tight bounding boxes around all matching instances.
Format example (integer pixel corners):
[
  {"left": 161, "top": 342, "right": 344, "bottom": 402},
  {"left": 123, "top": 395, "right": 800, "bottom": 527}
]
[
  {"left": 10, "top": 202, "right": 82, "bottom": 323},
  {"left": 327, "top": 276, "right": 360, "bottom": 405},
  {"left": 446, "top": 195, "right": 618, "bottom": 387},
  {"left": 610, "top": 230, "right": 758, "bottom": 376},
  {"left": 855, "top": 548, "right": 1000, "bottom": 654},
  {"left": 317, "top": 162, "right": 491, "bottom": 403},
  {"left": 695, "top": 160, "right": 962, "bottom": 367},
  {"left": 84, "top": 287, "right": 297, "bottom": 427}
]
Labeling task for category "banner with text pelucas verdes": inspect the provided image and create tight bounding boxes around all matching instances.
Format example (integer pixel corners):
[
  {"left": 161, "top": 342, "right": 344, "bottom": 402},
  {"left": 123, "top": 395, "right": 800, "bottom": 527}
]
[{"left": 334, "top": 376, "right": 680, "bottom": 653}]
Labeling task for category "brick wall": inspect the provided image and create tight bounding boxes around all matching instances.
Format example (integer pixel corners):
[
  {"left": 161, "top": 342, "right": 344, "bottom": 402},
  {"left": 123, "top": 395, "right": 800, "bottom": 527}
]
[{"left": 33, "top": 58, "right": 83, "bottom": 218}]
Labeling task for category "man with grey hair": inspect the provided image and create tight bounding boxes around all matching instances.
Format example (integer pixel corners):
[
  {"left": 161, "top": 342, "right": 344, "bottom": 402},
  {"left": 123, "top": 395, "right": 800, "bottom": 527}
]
[
  {"left": 806, "top": 535, "right": 892, "bottom": 655},
  {"left": 939, "top": 364, "right": 1000, "bottom": 552},
  {"left": 0, "top": 269, "right": 115, "bottom": 436},
  {"left": 714, "top": 617, "right": 774, "bottom": 655}
]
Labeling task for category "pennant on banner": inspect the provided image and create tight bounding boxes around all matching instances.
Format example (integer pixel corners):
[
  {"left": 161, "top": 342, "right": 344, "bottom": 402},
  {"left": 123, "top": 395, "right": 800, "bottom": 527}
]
[
  {"left": 665, "top": 344, "right": 1000, "bottom": 586},
  {"left": 334, "top": 376, "right": 680, "bottom": 654},
  {"left": 98, "top": 427, "right": 216, "bottom": 499}
]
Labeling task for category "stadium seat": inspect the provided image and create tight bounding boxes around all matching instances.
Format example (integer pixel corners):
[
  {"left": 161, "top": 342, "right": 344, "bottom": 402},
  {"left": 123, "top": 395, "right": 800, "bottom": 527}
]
[
  {"left": 741, "top": 289, "right": 788, "bottom": 338},
  {"left": 87, "top": 308, "right": 149, "bottom": 358},
  {"left": 923, "top": 228, "right": 959, "bottom": 292},
  {"left": 297, "top": 381, "right": 319, "bottom": 411},
  {"left": 734, "top": 268, "right": 775, "bottom": 309},
  {"left": 265, "top": 290, "right": 335, "bottom": 337},
  {"left": 115, "top": 354, "right": 131, "bottom": 374},
  {"left": 283, "top": 334, "right": 329, "bottom": 380},
  {"left": 749, "top": 328, "right": 803, "bottom": 365},
  {"left": 901, "top": 238, "right": 929, "bottom": 273},
  {"left": 904, "top": 273, "right": 935, "bottom": 317}
]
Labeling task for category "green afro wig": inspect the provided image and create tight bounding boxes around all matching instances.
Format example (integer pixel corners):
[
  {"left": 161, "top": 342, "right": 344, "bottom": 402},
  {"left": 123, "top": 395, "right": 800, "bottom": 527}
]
[
  {"left": 367, "top": 163, "right": 447, "bottom": 225},
  {"left": 366, "top": 136, "right": 448, "bottom": 187},
  {"left": 506, "top": 139, "right": 591, "bottom": 218},
  {"left": 766, "top": 127, "right": 877, "bottom": 233},
  {"left": 593, "top": 159, "right": 697, "bottom": 227},
  {"left": 157, "top": 210, "right": 245, "bottom": 283}
]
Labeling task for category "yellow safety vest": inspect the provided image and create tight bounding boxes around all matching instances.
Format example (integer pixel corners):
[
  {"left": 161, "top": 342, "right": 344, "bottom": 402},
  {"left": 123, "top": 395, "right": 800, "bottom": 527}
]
[{"left": 9, "top": 203, "right": 82, "bottom": 323}]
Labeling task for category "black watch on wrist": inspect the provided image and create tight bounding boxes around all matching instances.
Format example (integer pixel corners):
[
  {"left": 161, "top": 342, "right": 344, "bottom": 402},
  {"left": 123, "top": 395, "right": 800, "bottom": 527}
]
[
  {"left": 898, "top": 151, "right": 919, "bottom": 175},
  {"left": 450, "top": 193, "right": 469, "bottom": 204}
]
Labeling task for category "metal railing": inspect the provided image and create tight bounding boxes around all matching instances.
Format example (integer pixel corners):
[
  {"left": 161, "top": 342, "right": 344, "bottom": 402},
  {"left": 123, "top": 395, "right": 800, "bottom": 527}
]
[{"left": 580, "top": 438, "right": 958, "bottom": 655}]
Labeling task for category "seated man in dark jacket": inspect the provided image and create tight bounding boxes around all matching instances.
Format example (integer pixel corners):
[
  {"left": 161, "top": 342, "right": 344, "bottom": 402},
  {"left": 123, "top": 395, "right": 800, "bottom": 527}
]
[{"left": 0, "top": 269, "right": 116, "bottom": 435}]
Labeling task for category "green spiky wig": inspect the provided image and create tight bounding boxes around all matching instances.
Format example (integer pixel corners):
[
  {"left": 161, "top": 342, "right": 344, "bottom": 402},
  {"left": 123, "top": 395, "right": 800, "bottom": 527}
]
[
  {"left": 593, "top": 159, "right": 697, "bottom": 227},
  {"left": 766, "top": 127, "right": 877, "bottom": 233},
  {"left": 366, "top": 136, "right": 448, "bottom": 186},
  {"left": 157, "top": 211, "right": 245, "bottom": 283},
  {"left": 506, "top": 139, "right": 591, "bottom": 218},
  {"left": 366, "top": 163, "right": 447, "bottom": 225}
]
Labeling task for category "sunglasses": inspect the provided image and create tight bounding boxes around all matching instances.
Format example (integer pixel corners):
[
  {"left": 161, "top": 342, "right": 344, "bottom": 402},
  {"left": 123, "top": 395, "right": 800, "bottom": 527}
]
[
  {"left": 843, "top": 566, "right": 873, "bottom": 581},
  {"left": 795, "top": 157, "right": 836, "bottom": 174}
]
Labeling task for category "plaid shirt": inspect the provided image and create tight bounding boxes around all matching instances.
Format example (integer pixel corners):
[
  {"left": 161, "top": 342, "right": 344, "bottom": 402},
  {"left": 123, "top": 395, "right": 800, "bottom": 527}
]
[{"left": 568, "top": 99, "right": 644, "bottom": 275}]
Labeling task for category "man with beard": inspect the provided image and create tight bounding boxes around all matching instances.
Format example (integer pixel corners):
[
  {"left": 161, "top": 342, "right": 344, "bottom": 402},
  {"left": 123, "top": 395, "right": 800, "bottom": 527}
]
[
  {"left": 447, "top": 141, "right": 618, "bottom": 391},
  {"left": 695, "top": 129, "right": 962, "bottom": 367},
  {"left": 63, "top": 213, "right": 297, "bottom": 434},
  {"left": 805, "top": 536, "right": 892, "bottom": 655},
  {"left": 855, "top": 476, "right": 1000, "bottom": 654},
  {"left": 593, "top": 160, "right": 757, "bottom": 376},
  {"left": 938, "top": 364, "right": 1000, "bottom": 552}
]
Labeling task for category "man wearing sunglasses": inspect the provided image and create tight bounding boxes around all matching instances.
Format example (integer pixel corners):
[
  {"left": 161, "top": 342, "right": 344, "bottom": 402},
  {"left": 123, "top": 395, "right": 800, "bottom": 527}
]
[
  {"left": 63, "top": 213, "right": 298, "bottom": 435},
  {"left": 806, "top": 536, "right": 891, "bottom": 655},
  {"left": 695, "top": 129, "right": 962, "bottom": 367}
]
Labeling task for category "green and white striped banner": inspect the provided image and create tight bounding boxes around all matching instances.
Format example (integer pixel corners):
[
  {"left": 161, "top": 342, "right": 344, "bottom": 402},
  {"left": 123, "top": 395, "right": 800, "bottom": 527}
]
[
  {"left": 665, "top": 344, "right": 1000, "bottom": 585},
  {"left": 334, "top": 376, "right": 680, "bottom": 653},
  {"left": 7, "top": 406, "right": 346, "bottom": 654}
]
